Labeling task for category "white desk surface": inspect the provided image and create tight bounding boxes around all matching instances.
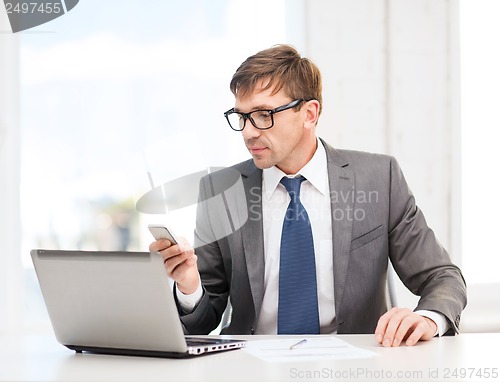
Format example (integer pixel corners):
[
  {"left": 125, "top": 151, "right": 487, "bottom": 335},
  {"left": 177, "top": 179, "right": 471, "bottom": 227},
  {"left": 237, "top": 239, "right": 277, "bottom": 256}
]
[{"left": 0, "top": 333, "right": 498, "bottom": 382}]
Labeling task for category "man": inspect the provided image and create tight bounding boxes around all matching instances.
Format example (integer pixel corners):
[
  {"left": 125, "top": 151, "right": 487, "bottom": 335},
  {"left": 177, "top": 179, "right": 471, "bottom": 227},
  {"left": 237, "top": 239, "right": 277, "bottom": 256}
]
[{"left": 150, "top": 45, "right": 466, "bottom": 347}]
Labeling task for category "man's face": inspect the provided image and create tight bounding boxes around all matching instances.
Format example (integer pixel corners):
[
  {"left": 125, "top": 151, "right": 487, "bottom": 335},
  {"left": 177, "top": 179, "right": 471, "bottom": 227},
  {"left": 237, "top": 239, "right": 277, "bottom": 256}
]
[{"left": 235, "top": 83, "right": 311, "bottom": 174}]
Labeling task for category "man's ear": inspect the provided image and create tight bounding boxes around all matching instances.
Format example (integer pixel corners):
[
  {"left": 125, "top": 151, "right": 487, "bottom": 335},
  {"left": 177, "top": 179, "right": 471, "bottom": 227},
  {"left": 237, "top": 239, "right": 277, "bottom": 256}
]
[{"left": 303, "top": 100, "right": 320, "bottom": 129}]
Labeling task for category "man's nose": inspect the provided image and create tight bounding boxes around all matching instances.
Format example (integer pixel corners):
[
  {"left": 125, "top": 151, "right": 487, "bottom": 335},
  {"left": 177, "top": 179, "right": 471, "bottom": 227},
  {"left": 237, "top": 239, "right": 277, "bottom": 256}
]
[{"left": 241, "top": 119, "right": 261, "bottom": 140}]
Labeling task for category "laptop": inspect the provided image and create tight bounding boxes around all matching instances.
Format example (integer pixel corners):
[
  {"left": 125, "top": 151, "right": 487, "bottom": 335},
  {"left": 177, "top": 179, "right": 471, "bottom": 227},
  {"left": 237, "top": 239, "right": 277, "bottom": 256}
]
[{"left": 30, "top": 249, "right": 246, "bottom": 358}]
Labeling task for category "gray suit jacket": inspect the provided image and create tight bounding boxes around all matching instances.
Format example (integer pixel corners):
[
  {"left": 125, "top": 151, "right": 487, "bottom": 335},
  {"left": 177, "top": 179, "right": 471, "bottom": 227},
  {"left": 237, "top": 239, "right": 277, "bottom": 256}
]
[{"left": 177, "top": 139, "right": 466, "bottom": 335}]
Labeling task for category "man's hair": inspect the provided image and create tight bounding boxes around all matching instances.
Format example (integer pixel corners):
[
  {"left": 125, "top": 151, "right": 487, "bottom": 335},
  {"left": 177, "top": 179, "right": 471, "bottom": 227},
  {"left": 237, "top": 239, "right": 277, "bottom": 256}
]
[{"left": 230, "top": 44, "right": 323, "bottom": 115}]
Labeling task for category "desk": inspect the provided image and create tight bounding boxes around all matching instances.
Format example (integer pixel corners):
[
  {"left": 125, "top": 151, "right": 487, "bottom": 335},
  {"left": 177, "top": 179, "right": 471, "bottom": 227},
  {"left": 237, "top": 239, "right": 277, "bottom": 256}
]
[{"left": 0, "top": 333, "right": 498, "bottom": 382}]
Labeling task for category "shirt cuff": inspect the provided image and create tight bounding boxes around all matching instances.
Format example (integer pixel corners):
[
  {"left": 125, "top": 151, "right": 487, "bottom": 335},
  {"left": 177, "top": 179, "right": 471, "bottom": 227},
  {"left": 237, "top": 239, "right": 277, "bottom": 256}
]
[
  {"left": 415, "top": 310, "right": 450, "bottom": 337},
  {"left": 175, "top": 280, "right": 203, "bottom": 313}
]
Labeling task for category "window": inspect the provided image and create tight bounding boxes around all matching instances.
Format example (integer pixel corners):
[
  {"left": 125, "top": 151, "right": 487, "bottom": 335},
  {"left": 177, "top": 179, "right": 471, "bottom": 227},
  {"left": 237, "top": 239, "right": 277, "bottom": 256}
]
[
  {"left": 460, "top": 0, "right": 500, "bottom": 284},
  {"left": 19, "top": 0, "right": 286, "bottom": 332}
]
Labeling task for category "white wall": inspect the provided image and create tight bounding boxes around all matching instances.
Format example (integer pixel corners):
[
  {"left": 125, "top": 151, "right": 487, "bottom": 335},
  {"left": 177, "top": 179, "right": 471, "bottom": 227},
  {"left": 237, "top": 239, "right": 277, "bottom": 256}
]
[
  {"left": 0, "top": 11, "right": 22, "bottom": 333},
  {"left": 461, "top": 0, "right": 500, "bottom": 284},
  {"left": 288, "top": 0, "right": 460, "bottom": 308}
]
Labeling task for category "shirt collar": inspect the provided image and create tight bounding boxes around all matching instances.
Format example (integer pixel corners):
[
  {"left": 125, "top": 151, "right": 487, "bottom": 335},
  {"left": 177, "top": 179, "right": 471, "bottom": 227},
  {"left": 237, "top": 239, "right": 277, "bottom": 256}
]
[{"left": 262, "top": 138, "right": 328, "bottom": 199}]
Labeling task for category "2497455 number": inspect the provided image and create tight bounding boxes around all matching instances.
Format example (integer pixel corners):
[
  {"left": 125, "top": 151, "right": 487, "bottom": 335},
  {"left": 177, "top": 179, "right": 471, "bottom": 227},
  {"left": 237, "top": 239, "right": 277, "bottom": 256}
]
[
  {"left": 444, "top": 368, "right": 498, "bottom": 379},
  {"left": 5, "top": 2, "right": 63, "bottom": 14}
]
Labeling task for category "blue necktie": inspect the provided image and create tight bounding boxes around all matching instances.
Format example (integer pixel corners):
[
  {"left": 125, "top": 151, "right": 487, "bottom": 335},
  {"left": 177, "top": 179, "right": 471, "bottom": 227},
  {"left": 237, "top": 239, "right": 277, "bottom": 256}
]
[{"left": 278, "top": 176, "right": 320, "bottom": 334}]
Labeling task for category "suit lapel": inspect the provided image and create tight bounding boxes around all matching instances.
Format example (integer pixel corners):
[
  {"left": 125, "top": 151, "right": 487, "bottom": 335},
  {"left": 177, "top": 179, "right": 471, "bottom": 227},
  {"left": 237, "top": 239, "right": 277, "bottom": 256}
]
[
  {"left": 240, "top": 161, "right": 265, "bottom": 324},
  {"left": 321, "top": 139, "right": 355, "bottom": 319},
  {"left": 237, "top": 140, "right": 354, "bottom": 327}
]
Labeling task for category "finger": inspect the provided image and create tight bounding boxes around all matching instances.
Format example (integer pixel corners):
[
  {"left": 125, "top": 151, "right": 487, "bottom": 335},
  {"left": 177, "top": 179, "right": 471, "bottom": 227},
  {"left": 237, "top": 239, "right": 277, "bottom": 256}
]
[
  {"left": 405, "top": 320, "right": 429, "bottom": 346},
  {"left": 163, "top": 250, "right": 197, "bottom": 276},
  {"left": 171, "top": 255, "right": 198, "bottom": 280},
  {"left": 163, "top": 251, "right": 193, "bottom": 276},
  {"left": 157, "top": 242, "right": 185, "bottom": 263},
  {"left": 406, "top": 317, "right": 437, "bottom": 345},
  {"left": 392, "top": 315, "right": 419, "bottom": 347},
  {"left": 177, "top": 242, "right": 195, "bottom": 256},
  {"left": 421, "top": 317, "right": 438, "bottom": 340},
  {"left": 159, "top": 238, "right": 193, "bottom": 258},
  {"left": 184, "top": 254, "right": 198, "bottom": 267},
  {"left": 375, "top": 307, "right": 400, "bottom": 343},
  {"left": 149, "top": 239, "right": 174, "bottom": 253},
  {"left": 382, "top": 308, "right": 413, "bottom": 347}
]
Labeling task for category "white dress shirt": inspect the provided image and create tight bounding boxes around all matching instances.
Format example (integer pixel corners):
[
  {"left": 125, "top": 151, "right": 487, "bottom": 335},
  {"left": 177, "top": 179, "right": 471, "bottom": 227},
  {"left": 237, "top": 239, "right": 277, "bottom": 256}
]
[
  {"left": 177, "top": 139, "right": 449, "bottom": 336},
  {"left": 256, "top": 140, "right": 335, "bottom": 334}
]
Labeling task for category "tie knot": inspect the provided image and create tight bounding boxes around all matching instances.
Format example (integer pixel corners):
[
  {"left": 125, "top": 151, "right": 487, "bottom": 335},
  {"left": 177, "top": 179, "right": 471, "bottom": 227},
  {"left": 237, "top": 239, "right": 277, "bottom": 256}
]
[{"left": 280, "top": 176, "right": 306, "bottom": 199}]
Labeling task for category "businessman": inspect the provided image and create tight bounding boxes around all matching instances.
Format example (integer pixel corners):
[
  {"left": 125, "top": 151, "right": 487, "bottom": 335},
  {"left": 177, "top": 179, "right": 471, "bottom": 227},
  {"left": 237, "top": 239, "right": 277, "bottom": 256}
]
[{"left": 150, "top": 45, "right": 466, "bottom": 347}]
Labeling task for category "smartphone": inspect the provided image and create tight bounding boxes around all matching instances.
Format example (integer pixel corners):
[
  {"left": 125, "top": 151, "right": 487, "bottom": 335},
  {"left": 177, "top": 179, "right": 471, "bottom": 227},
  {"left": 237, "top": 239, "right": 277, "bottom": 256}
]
[{"left": 148, "top": 224, "right": 178, "bottom": 245}]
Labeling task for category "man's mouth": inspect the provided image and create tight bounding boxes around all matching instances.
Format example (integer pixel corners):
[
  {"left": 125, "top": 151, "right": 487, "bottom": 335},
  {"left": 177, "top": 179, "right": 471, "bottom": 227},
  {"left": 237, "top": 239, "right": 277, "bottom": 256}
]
[{"left": 248, "top": 147, "right": 267, "bottom": 154}]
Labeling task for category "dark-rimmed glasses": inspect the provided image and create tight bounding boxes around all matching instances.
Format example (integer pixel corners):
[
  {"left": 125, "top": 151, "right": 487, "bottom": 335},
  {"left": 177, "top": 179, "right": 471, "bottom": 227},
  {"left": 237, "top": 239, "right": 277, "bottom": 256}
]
[{"left": 224, "top": 99, "right": 304, "bottom": 131}]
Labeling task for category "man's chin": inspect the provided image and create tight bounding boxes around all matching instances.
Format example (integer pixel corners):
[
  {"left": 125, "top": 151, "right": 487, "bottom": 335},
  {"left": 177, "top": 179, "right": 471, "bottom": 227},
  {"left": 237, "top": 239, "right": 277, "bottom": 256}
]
[{"left": 252, "top": 157, "right": 274, "bottom": 170}]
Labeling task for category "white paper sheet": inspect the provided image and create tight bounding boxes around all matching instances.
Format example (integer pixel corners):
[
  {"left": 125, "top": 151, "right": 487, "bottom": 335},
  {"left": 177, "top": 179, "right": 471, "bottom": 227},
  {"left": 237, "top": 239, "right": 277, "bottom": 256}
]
[{"left": 243, "top": 337, "right": 377, "bottom": 363}]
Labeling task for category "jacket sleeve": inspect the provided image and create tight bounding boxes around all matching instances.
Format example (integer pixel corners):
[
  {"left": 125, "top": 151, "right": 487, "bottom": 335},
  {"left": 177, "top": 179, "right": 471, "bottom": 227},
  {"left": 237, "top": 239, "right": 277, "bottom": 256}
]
[
  {"left": 177, "top": 174, "right": 229, "bottom": 334},
  {"left": 387, "top": 157, "right": 467, "bottom": 334}
]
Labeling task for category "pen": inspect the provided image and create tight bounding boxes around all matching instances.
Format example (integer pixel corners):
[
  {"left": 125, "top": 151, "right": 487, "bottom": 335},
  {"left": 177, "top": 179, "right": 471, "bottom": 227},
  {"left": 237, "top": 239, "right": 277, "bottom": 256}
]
[{"left": 289, "top": 339, "right": 308, "bottom": 350}]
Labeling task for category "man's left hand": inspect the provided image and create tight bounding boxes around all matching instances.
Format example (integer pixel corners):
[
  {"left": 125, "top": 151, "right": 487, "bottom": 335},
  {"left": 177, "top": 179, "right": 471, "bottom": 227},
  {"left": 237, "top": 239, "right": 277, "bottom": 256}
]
[{"left": 375, "top": 307, "right": 438, "bottom": 347}]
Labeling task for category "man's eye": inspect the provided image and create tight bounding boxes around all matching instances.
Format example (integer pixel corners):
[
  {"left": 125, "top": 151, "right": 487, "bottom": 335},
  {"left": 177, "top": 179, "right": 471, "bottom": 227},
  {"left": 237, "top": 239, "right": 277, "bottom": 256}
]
[{"left": 255, "top": 111, "right": 271, "bottom": 119}]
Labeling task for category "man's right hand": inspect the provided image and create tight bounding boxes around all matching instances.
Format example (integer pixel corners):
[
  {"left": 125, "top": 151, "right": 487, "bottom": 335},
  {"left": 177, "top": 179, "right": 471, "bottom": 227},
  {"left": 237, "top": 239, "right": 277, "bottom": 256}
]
[{"left": 149, "top": 238, "right": 200, "bottom": 295}]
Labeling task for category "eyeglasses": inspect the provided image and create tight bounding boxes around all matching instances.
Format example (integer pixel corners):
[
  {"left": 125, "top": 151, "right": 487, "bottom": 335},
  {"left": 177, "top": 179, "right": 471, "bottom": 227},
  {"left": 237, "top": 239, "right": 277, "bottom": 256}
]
[{"left": 223, "top": 99, "right": 304, "bottom": 131}]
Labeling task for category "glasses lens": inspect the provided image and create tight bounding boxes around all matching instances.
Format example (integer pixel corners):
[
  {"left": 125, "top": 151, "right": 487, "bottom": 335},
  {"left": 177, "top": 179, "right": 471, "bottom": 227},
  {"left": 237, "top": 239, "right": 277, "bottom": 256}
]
[
  {"left": 227, "top": 112, "right": 244, "bottom": 131},
  {"left": 249, "top": 110, "right": 273, "bottom": 129}
]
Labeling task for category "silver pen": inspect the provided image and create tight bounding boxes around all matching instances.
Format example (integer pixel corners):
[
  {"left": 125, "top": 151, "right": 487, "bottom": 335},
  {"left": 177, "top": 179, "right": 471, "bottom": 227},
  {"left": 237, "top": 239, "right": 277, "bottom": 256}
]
[{"left": 289, "top": 339, "right": 308, "bottom": 350}]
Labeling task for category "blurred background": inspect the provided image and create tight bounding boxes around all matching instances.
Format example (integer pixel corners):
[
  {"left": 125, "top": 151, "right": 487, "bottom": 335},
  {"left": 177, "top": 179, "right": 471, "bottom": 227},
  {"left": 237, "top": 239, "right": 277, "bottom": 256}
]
[{"left": 1, "top": 0, "right": 499, "bottom": 334}]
